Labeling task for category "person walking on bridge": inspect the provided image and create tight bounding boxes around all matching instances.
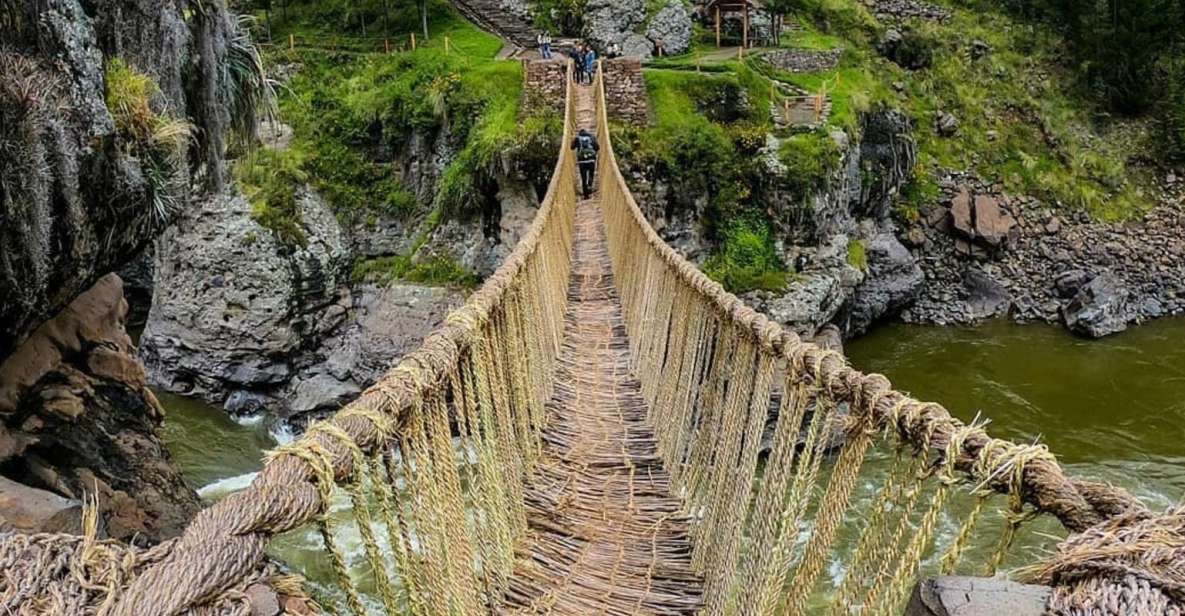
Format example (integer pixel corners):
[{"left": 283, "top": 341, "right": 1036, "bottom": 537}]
[{"left": 572, "top": 128, "right": 600, "bottom": 199}]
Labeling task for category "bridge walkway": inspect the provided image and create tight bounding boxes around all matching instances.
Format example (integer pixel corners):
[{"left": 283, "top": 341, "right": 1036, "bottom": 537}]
[{"left": 496, "top": 83, "right": 705, "bottom": 615}]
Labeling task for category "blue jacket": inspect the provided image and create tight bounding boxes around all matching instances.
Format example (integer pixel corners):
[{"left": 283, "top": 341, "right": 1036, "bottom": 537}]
[{"left": 584, "top": 50, "right": 597, "bottom": 71}]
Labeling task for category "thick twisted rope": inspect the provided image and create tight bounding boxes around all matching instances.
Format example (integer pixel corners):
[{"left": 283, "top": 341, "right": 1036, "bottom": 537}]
[{"left": 109, "top": 62, "right": 580, "bottom": 616}]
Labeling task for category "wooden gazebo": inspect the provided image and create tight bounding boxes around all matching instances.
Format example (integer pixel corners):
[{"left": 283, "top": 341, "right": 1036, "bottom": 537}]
[{"left": 705, "top": 0, "right": 763, "bottom": 48}]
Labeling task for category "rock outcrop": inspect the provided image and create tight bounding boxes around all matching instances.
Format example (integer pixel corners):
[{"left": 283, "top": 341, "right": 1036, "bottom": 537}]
[
  {"left": 841, "top": 231, "right": 924, "bottom": 335},
  {"left": 0, "top": 274, "right": 200, "bottom": 544},
  {"left": 583, "top": 0, "right": 692, "bottom": 59},
  {"left": 628, "top": 108, "right": 920, "bottom": 339},
  {"left": 140, "top": 190, "right": 352, "bottom": 413}
]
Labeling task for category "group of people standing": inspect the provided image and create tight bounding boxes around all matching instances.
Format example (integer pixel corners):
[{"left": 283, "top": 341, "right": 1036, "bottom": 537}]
[
  {"left": 536, "top": 33, "right": 599, "bottom": 84},
  {"left": 535, "top": 32, "right": 602, "bottom": 198}
]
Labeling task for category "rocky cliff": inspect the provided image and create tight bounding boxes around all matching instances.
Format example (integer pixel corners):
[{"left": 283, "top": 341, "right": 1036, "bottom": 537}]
[
  {"left": 0, "top": 0, "right": 261, "bottom": 359},
  {"left": 0, "top": 0, "right": 264, "bottom": 541}
]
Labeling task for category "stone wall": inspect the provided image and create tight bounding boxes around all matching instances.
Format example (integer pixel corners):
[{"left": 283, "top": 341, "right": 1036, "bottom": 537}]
[
  {"left": 763, "top": 49, "right": 843, "bottom": 73},
  {"left": 603, "top": 58, "right": 649, "bottom": 125},
  {"left": 523, "top": 58, "right": 567, "bottom": 116}
]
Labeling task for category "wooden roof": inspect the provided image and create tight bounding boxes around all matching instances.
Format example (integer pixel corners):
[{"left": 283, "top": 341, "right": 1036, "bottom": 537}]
[{"left": 703, "top": 0, "right": 763, "bottom": 11}]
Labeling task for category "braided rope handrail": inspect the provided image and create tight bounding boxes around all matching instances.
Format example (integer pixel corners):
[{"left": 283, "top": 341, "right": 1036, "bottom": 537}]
[
  {"left": 590, "top": 61, "right": 1147, "bottom": 536},
  {"left": 109, "top": 63, "right": 579, "bottom": 616}
]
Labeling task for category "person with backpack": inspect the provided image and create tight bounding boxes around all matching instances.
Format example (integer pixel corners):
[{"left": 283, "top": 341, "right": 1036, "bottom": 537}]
[
  {"left": 571, "top": 128, "right": 600, "bottom": 198},
  {"left": 569, "top": 45, "right": 584, "bottom": 84},
  {"left": 583, "top": 45, "right": 598, "bottom": 84}
]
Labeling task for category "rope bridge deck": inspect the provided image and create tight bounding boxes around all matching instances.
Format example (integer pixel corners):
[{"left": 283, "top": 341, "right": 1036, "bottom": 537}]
[
  {"left": 499, "top": 196, "right": 703, "bottom": 614},
  {"left": 4, "top": 61, "right": 1182, "bottom": 616}
]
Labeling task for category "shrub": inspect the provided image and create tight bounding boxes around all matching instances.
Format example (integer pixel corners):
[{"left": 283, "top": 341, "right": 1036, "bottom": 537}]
[
  {"left": 235, "top": 147, "right": 309, "bottom": 247},
  {"left": 105, "top": 58, "right": 193, "bottom": 222},
  {"left": 352, "top": 253, "right": 477, "bottom": 287},
  {"left": 846, "top": 238, "right": 868, "bottom": 271},
  {"left": 778, "top": 131, "right": 841, "bottom": 197},
  {"left": 704, "top": 220, "right": 788, "bottom": 293}
]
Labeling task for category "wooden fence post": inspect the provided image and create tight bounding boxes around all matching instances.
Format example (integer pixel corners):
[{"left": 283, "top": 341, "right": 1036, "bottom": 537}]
[
  {"left": 411, "top": 33, "right": 417, "bottom": 51},
  {"left": 289, "top": 33, "right": 294, "bottom": 51},
  {"left": 715, "top": 6, "right": 721, "bottom": 47}
]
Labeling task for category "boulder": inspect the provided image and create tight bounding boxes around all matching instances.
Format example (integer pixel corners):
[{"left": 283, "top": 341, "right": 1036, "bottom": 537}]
[
  {"left": 949, "top": 187, "right": 974, "bottom": 238},
  {"left": 947, "top": 188, "right": 1017, "bottom": 251},
  {"left": 1062, "top": 272, "right": 1132, "bottom": 338},
  {"left": 905, "top": 577, "right": 1049, "bottom": 616},
  {"left": 963, "top": 267, "right": 1011, "bottom": 319},
  {"left": 1054, "top": 269, "right": 1090, "bottom": 298},
  {"left": 583, "top": 0, "right": 646, "bottom": 55},
  {"left": 841, "top": 231, "right": 925, "bottom": 335},
  {"left": 289, "top": 373, "right": 362, "bottom": 417},
  {"left": 645, "top": 0, "right": 693, "bottom": 56},
  {"left": 935, "top": 111, "right": 959, "bottom": 137},
  {"left": 973, "top": 195, "right": 1017, "bottom": 247},
  {"left": 0, "top": 476, "right": 82, "bottom": 534},
  {"left": 970, "top": 39, "right": 992, "bottom": 60},
  {"left": 765, "top": 275, "right": 847, "bottom": 335}
]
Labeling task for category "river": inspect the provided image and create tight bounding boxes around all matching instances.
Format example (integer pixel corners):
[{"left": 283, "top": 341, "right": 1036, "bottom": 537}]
[{"left": 157, "top": 317, "right": 1185, "bottom": 606}]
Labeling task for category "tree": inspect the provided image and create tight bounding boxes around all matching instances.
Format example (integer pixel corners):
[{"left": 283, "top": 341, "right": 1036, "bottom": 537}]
[{"left": 418, "top": 0, "right": 429, "bottom": 40}]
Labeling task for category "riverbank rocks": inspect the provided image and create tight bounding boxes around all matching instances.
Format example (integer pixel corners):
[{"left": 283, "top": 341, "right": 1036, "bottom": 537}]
[
  {"left": 903, "top": 173, "right": 1185, "bottom": 332},
  {"left": 1062, "top": 272, "right": 1132, "bottom": 338},
  {"left": 0, "top": 274, "right": 199, "bottom": 543},
  {"left": 947, "top": 187, "right": 1018, "bottom": 254},
  {"left": 841, "top": 231, "right": 924, "bottom": 336}
]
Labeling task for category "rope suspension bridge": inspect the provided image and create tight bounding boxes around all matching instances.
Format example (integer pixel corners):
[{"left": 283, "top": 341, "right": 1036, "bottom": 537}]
[{"left": 3, "top": 64, "right": 1182, "bottom": 616}]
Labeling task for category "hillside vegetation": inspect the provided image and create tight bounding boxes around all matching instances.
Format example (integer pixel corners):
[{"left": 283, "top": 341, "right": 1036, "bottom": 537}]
[
  {"left": 616, "top": 0, "right": 1183, "bottom": 293},
  {"left": 231, "top": 0, "right": 561, "bottom": 286}
]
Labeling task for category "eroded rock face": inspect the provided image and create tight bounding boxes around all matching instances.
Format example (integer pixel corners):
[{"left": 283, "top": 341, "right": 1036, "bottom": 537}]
[
  {"left": 140, "top": 190, "right": 352, "bottom": 409},
  {"left": 0, "top": 274, "right": 199, "bottom": 544}
]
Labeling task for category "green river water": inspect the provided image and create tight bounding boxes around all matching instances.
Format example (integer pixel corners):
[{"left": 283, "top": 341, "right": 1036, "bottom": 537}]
[{"left": 157, "top": 318, "right": 1185, "bottom": 607}]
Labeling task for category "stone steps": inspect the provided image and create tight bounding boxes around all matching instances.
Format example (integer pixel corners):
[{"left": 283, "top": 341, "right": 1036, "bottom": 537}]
[{"left": 450, "top": 0, "right": 538, "bottom": 49}]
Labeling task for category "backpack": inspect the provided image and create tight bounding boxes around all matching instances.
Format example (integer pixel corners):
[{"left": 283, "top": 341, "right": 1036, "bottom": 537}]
[{"left": 577, "top": 135, "right": 596, "bottom": 162}]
